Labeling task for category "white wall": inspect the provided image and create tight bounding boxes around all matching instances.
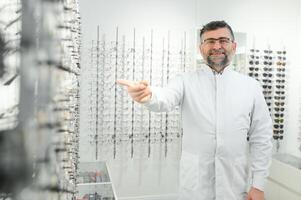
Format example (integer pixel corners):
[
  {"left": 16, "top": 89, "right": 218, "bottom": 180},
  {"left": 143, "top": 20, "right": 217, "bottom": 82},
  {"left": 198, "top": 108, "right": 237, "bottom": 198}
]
[{"left": 79, "top": 0, "right": 301, "bottom": 198}]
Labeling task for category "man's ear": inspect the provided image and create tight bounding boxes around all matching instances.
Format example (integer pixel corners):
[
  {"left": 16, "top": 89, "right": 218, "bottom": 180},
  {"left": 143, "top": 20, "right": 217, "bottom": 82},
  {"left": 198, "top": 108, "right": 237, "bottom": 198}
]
[{"left": 232, "top": 41, "right": 237, "bottom": 52}]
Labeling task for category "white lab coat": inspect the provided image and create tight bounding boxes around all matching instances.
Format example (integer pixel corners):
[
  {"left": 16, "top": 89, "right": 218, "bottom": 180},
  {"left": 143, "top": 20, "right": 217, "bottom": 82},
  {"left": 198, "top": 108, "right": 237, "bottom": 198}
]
[{"left": 144, "top": 65, "right": 273, "bottom": 200}]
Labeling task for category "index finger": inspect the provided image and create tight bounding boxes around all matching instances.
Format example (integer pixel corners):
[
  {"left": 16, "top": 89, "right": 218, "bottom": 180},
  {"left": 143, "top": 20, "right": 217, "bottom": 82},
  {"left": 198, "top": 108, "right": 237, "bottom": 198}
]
[{"left": 116, "top": 79, "right": 134, "bottom": 87}]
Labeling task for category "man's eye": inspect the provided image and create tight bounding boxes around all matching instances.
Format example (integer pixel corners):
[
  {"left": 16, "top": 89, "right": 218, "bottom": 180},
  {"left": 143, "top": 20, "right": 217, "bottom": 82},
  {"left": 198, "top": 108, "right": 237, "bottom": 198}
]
[{"left": 219, "top": 39, "right": 229, "bottom": 43}]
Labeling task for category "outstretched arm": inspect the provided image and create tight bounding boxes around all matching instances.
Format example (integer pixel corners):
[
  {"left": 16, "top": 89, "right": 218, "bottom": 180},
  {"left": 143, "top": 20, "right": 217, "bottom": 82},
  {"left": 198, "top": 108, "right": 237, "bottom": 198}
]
[
  {"left": 117, "top": 79, "right": 152, "bottom": 103},
  {"left": 117, "top": 74, "right": 184, "bottom": 112}
]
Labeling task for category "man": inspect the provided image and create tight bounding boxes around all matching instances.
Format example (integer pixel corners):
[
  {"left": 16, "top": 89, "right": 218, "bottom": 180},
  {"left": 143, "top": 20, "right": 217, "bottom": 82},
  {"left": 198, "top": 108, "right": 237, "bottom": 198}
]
[{"left": 117, "top": 21, "right": 273, "bottom": 200}]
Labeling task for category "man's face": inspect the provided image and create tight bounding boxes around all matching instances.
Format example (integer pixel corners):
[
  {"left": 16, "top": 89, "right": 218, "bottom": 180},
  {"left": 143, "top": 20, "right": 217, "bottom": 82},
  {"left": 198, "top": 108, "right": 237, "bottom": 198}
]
[{"left": 199, "top": 27, "right": 236, "bottom": 70}]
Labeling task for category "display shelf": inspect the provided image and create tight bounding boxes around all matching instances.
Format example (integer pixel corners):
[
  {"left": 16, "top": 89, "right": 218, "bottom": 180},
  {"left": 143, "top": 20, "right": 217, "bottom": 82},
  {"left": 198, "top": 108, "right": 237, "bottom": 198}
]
[{"left": 77, "top": 162, "right": 118, "bottom": 200}]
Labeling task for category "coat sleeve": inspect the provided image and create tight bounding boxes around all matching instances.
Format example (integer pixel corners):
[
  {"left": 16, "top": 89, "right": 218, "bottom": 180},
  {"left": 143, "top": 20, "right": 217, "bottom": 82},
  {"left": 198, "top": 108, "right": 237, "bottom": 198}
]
[
  {"left": 142, "top": 74, "right": 184, "bottom": 112},
  {"left": 248, "top": 82, "right": 273, "bottom": 191}
]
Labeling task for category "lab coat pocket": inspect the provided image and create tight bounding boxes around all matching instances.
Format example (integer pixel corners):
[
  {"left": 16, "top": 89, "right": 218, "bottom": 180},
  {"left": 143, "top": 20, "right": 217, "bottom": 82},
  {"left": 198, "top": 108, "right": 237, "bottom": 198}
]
[
  {"left": 179, "top": 151, "right": 199, "bottom": 191},
  {"left": 232, "top": 156, "right": 249, "bottom": 196}
]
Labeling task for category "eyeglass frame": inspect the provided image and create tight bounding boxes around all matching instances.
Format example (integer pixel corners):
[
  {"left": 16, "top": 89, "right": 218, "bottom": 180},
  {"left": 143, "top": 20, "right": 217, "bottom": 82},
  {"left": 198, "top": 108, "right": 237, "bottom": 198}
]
[{"left": 201, "top": 37, "right": 233, "bottom": 46}]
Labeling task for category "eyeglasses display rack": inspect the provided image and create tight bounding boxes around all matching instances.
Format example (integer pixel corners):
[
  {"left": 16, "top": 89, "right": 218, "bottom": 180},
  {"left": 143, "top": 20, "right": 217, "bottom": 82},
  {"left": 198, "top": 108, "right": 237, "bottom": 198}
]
[
  {"left": 83, "top": 27, "right": 194, "bottom": 161},
  {"left": 247, "top": 47, "right": 287, "bottom": 150},
  {"left": 0, "top": 0, "right": 81, "bottom": 199}
]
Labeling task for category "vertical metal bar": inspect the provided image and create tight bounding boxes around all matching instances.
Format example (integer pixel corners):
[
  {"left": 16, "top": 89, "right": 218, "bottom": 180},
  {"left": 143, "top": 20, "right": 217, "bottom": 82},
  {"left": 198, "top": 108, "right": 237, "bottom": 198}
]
[
  {"left": 147, "top": 29, "right": 153, "bottom": 158},
  {"left": 165, "top": 30, "right": 170, "bottom": 157},
  {"left": 131, "top": 28, "right": 136, "bottom": 158},
  {"left": 121, "top": 35, "right": 125, "bottom": 145},
  {"left": 100, "top": 33, "right": 106, "bottom": 155},
  {"left": 183, "top": 31, "right": 186, "bottom": 72},
  {"left": 89, "top": 40, "right": 94, "bottom": 133},
  {"left": 113, "top": 27, "right": 119, "bottom": 159},
  {"left": 95, "top": 26, "right": 100, "bottom": 160},
  {"left": 140, "top": 36, "right": 145, "bottom": 147}
]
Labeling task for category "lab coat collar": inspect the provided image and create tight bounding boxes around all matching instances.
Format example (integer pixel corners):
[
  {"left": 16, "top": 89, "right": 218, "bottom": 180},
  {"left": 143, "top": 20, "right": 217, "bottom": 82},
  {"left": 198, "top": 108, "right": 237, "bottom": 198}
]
[{"left": 202, "top": 64, "right": 232, "bottom": 76}]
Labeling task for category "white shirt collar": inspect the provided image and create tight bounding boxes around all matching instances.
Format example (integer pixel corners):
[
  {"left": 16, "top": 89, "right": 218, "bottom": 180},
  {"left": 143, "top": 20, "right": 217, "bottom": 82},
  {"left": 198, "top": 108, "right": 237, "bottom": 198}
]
[{"left": 202, "top": 64, "right": 231, "bottom": 76}]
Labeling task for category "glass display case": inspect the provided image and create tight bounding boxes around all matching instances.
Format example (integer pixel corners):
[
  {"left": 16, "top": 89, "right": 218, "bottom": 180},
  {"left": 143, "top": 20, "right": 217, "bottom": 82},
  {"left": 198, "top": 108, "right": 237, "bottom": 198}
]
[{"left": 76, "top": 162, "right": 117, "bottom": 200}]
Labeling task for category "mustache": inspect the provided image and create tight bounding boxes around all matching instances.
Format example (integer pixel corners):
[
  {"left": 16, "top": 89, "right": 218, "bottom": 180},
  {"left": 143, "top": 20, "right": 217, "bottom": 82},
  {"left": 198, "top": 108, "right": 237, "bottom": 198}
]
[{"left": 209, "top": 49, "right": 225, "bottom": 55}]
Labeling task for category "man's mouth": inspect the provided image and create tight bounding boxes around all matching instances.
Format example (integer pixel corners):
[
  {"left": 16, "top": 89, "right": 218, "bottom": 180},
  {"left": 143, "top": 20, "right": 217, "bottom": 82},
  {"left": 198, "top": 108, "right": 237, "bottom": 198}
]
[{"left": 210, "top": 51, "right": 225, "bottom": 56}]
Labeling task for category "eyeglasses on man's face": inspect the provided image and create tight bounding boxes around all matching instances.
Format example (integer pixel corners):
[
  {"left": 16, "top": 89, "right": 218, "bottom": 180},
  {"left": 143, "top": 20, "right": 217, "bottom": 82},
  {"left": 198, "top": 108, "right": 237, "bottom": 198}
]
[{"left": 201, "top": 37, "right": 232, "bottom": 46}]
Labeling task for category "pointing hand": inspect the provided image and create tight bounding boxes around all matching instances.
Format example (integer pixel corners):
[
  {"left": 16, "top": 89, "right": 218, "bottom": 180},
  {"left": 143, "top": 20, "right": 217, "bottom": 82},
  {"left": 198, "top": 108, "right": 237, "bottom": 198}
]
[{"left": 116, "top": 79, "right": 152, "bottom": 103}]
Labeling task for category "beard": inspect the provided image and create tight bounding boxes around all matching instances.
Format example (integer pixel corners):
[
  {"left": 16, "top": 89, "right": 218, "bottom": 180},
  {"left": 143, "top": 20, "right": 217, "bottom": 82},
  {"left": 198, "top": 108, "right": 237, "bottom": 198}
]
[{"left": 206, "top": 49, "right": 230, "bottom": 69}]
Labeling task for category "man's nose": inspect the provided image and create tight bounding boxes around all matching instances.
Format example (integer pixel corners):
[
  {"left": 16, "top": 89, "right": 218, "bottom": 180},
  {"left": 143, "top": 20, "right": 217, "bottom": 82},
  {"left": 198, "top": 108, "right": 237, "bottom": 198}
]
[{"left": 212, "top": 41, "right": 222, "bottom": 49}]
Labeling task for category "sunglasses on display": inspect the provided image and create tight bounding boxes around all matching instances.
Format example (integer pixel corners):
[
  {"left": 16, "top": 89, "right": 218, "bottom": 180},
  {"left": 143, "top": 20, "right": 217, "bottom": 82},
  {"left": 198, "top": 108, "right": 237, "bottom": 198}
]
[
  {"left": 263, "top": 73, "right": 272, "bottom": 77},
  {"left": 262, "top": 79, "right": 272, "bottom": 83},
  {"left": 263, "top": 56, "right": 273, "bottom": 60},
  {"left": 262, "top": 85, "right": 272, "bottom": 89},
  {"left": 273, "top": 129, "right": 284, "bottom": 134},
  {"left": 276, "top": 85, "right": 285, "bottom": 89},
  {"left": 274, "top": 124, "right": 284, "bottom": 129},
  {"left": 250, "top": 55, "right": 259, "bottom": 59},
  {"left": 265, "top": 96, "right": 272, "bottom": 100},
  {"left": 264, "top": 50, "right": 273, "bottom": 54},
  {"left": 274, "top": 118, "right": 284, "bottom": 123},
  {"left": 249, "top": 60, "right": 260, "bottom": 65},
  {"left": 274, "top": 96, "right": 285, "bottom": 100},
  {"left": 250, "top": 49, "right": 260, "bottom": 53},
  {"left": 276, "top": 62, "right": 286, "bottom": 66},
  {"left": 263, "top": 67, "right": 272, "bottom": 71},
  {"left": 276, "top": 68, "right": 285, "bottom": 72},
  {"left": 276, "top": 73, "right": 285, "bottom": 78},
  {"left": 275, "top": 91, "right": 285, "bottom": 95},
  {"left": 277, "top": 56, "right": 286, "bottom": 60},
  {"left": 249, "top": 67, "right": 259, "bottom": 71},
  {"left": 274, "top": 130, "right": 284, "bottom": 134},
  {"left": 275, "top": 102, "right": 285, "bottom": 106},
  {"left": 263, "top": 91, "right": 272, "bottom": 95},
  {"left": 273, "top": 135, "right": 283, "bottom": 140},
  {"left": 277, "top": 51, "right": 286, "bottom": 54},
  {"left": 274, "top": 107, "right": 285, "bottom": 112},
  {"left": 274, "top": 113, "right": 285, "bottom": 118},
  {"left": 263, "top": 61, "right": 272, "bottom": 65},
  {"left": 276, "top": 79, "right": 285, "bottom": 83},
  {"left": 248, "top": 72, "right": 259, "bottom": 77}
]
